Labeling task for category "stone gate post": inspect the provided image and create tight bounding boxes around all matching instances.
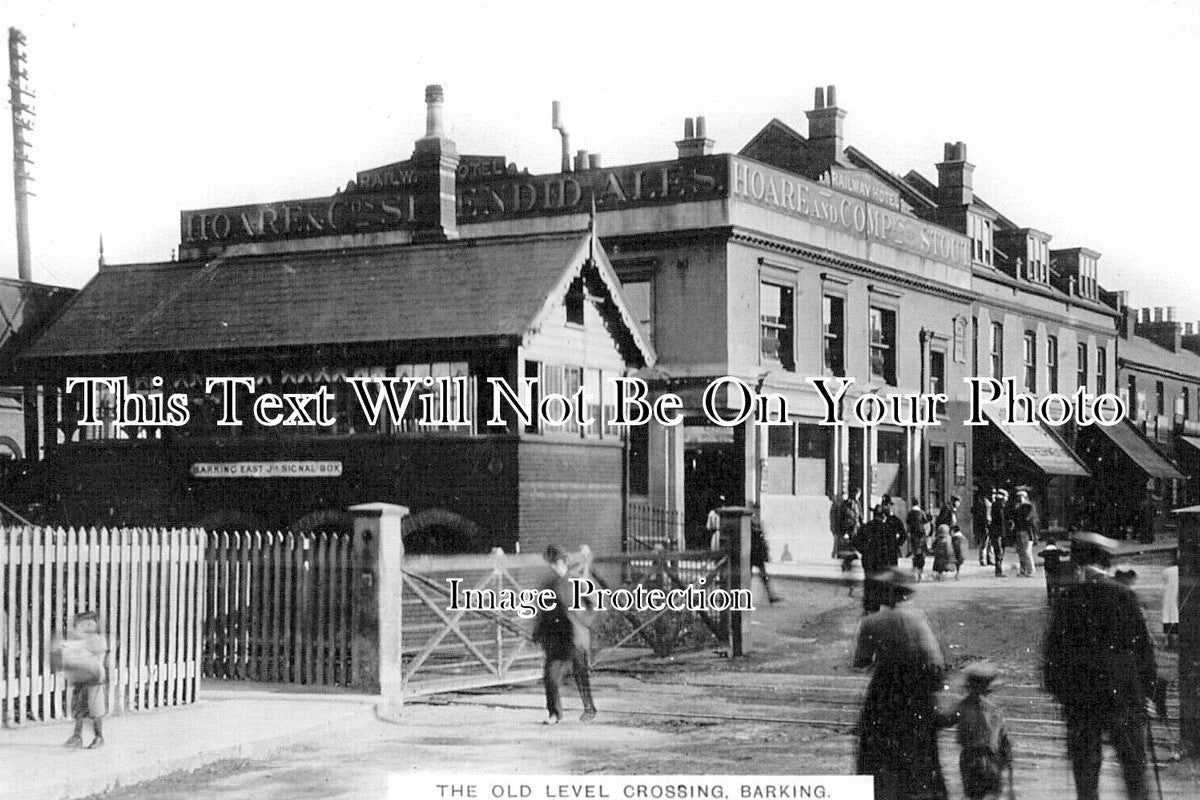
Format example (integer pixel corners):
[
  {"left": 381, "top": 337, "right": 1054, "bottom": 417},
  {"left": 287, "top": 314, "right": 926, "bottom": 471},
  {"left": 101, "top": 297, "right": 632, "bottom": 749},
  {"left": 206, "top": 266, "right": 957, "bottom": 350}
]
[{"left": 349, "top": 502, "right": 409, "bottom": 721}]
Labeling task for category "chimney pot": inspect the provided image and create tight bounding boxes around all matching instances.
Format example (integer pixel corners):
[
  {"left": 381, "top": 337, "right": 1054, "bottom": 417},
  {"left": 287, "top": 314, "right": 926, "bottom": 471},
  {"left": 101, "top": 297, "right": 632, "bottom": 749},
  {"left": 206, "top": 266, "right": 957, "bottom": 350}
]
[
  {"left": 814, "top": 86, "right": 825, "bottom": 110},
  {"left": 684, "top": 117, "right": 694, "bottom": 138},
  {"left": 695, "top": 116, "right": 707, "bottom": 138},
  {"left": 1116, "top": 290, "right": 1128, "bottom": 309},
  {"left": 1155, "top": 307, "right": 1164, "bottom": 322},
  {"left": 588, "top": 153, "right": 601, "bottom": 169},
  {"left": 944, "top": 142, "right": 955, "bottom": 161},
  {"left": 1187, "top": 323, "right": 1195, "bottom": 336},
  {"left": 826, "top": 85, "right": 837, "bottom": 106},
  {"left": 574, "top": 150, "right": 589, "bottom": 171},
  {"left": 424, "top": 84, "right": 445, "bottom": 138},
  {"left": 957, "top": 142, "right": 967, "bottom": 160},
  {"left": 1168, "top": 307, "right": 1177, "bottom": 322}
]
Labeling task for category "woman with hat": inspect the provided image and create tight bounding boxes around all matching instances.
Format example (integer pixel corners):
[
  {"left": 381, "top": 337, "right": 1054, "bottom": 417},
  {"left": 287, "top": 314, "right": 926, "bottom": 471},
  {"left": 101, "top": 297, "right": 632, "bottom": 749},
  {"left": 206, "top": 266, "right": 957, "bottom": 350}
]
[{"left": 853, "top": 567, "right": 949, "bottom": 800}]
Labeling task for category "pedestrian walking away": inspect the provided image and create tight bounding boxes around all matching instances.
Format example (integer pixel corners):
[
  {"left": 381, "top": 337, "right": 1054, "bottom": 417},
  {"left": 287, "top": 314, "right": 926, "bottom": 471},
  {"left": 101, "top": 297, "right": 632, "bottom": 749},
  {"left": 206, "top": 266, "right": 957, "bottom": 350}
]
[
  {"left": 941, "top": 661, "right": 1014, "bottom": 800},
  {"left": 931, "top": 523, "right": 954, "bottom": 580},
  {"left": 533, "top": 545, "right": 598, "bottom": 724},
  {"left": 906, "top": 496, "right": 931, "bottom": 582},
  {"left": 1043, "top": 532, "right": 1163, "bottom": 800},
  {"left": 855, "top": 504, "right": 902, "bottom": 615},
  {"left": 853, "top": 567, "right": 949, "bottom": 800}
]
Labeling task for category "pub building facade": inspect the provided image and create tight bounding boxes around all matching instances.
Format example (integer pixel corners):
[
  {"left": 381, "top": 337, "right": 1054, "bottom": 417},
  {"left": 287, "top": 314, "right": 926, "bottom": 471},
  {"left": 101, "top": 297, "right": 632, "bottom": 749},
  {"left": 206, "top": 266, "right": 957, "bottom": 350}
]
[{"left": 4, "top": 83, "right": 1185, "bottom": 556}]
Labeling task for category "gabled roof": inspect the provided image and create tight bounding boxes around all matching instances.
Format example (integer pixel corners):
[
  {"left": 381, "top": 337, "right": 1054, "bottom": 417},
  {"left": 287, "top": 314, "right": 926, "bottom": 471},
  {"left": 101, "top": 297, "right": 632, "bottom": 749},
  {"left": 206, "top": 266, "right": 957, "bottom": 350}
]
[
  {"left": 844, "top": 147, "right": 936, "bottom": 210},
  {"left": 21, "top": 231, "right": 655, "bottom": 368},
  {"left": 0, "top": 278, "right": 76, "bottom": 377}
]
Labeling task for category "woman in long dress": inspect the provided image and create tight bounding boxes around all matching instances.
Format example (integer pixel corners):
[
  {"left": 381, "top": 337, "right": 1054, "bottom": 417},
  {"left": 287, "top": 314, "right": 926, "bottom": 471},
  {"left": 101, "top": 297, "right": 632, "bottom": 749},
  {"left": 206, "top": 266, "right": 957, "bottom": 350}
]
[{"left": 853, "top": 567, "right": 948, "bottom": 800}]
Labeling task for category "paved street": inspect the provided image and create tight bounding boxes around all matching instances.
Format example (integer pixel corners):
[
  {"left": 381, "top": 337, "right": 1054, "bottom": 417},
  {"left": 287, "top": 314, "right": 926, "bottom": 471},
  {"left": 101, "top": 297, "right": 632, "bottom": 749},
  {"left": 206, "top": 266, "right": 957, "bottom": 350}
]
[{"left": 3, "top": 558, "right": 1196, "bottom": 800}]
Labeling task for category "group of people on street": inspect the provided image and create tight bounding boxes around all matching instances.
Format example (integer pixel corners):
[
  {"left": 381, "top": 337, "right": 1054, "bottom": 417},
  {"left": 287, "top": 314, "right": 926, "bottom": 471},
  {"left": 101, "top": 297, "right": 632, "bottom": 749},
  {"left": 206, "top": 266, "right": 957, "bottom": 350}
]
[
  {"left": 973, "top": 487, "right": 1042, "bottom": 577},
  {"left": 853, "top": 530, "right": 1170, "bottom": 800},
  {"left": 834, "top": 486, "right": 1044, "bottom": 583}
]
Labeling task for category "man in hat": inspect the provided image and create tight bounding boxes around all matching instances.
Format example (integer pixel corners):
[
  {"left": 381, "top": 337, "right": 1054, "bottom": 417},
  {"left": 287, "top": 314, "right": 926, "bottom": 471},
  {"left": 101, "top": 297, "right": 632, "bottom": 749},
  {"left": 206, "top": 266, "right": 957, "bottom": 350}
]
[
  {"left": 990, "top": 488, "right": 1010, "bottom": 577},
  {"left": 1012, "top": 488, "right": 1039, "bottom": 577},
  {"left": 942, "top": 661, "right": 1013, "bottom": 800},
  {"left": 856, "top": 505, "right": 903, "bottom": 614},
  {"left": 533, "top": 546, "right": 597, "bottom": 723},
  {"left": 854, "top": 567, "right": 948, "bottom": 800},
  {"left": 1043, "top": 532, "right": 1158, "bottom": 800}
]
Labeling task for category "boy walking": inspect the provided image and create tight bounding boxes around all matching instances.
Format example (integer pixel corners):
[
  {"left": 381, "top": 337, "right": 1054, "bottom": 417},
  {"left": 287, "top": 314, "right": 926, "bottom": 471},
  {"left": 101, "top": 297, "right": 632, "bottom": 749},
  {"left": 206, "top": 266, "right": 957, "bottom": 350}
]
[
  {"left": 943, "top": 662, "right": 1014, "bottom": 800},
  {"left": 533, "top": 546, "right": 597, "bottom": 724},
  {"left": 59, "top": 610, "right": 109, "bottom": 748}
]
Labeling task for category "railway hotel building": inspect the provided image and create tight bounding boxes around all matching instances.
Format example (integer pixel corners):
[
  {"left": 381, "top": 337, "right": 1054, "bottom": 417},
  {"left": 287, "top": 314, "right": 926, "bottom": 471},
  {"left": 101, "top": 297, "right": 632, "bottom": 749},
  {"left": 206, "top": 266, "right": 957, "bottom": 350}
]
[{"left": 5, "top": 85, "right": 1183, "bottom": 558}]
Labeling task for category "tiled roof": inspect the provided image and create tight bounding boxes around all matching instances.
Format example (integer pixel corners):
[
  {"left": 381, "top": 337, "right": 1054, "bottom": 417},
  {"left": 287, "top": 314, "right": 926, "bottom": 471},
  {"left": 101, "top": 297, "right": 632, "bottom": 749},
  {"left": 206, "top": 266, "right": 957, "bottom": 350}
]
[{"left": 22, "top": 232, "right": 607, "bottom": 359}]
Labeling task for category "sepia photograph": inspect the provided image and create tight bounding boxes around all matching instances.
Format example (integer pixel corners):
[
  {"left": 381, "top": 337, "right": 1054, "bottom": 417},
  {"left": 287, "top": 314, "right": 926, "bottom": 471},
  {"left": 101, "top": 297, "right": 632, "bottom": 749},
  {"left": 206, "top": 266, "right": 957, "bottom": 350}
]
[{"left": 1, "top": 1, "right": 1199, "bottom": 798}]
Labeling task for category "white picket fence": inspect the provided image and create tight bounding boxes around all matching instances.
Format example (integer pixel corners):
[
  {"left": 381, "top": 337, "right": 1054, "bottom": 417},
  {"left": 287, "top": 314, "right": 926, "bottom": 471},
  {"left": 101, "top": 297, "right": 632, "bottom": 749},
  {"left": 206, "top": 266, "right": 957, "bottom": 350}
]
[{"left": 1, "top": 526, "right": 206, "bottom": 726}]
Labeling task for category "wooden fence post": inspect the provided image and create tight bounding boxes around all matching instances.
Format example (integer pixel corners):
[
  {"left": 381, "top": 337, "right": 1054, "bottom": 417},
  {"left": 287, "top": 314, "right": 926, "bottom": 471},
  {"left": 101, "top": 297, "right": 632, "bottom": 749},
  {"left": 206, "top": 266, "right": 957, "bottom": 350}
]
[
  {"left": 349, "top": 503, "right": 408, "bottom": 718},
  {"left": 717, "top": 506, "right": 753, "bottom": 657}
]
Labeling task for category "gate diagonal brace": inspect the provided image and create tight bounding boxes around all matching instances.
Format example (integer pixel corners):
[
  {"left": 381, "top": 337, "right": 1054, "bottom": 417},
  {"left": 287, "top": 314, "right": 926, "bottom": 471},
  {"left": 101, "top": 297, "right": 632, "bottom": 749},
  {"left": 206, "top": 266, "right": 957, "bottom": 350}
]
[
  {"left": 659, "top": 556, "right": 729, "bottom": 641},
  {"left": 402, "top": 571, "right": 502, "bottom": 681},
  {"left": 405, "top": 569, "right": 532, "bottom": 640}
]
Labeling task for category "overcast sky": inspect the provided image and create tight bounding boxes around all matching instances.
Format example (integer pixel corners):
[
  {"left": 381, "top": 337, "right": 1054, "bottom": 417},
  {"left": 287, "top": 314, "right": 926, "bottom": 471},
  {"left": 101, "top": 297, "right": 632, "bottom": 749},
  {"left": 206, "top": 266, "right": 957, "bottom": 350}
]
[{"left": 2, "top": 0, "right": 1197, "bottom": 317}]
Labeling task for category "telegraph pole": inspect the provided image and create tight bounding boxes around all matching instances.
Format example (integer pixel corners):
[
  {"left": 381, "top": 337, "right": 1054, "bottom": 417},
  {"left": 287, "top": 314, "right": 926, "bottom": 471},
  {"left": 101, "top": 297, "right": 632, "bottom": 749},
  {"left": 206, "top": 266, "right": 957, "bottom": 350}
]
[{"left": 8, "top": 27, "right": 35, "bottom": 281}]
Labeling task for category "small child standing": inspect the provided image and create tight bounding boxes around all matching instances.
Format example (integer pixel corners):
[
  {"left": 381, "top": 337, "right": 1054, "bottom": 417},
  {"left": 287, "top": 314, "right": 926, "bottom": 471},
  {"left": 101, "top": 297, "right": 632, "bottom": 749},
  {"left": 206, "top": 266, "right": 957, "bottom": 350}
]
[
  {"left": 943, "top": 662, "right": 1013, "bottom": 800},
  {"left": 950, "top": 527, "right": 967, "bottom": 579},
  {"left": 58, "top": 610, "right": 109, "bottom": 748}
]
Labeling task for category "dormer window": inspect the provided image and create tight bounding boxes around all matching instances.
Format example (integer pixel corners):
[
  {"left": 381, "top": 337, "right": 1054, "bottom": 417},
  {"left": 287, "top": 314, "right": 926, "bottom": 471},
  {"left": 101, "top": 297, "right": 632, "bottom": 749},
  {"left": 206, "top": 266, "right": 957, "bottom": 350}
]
[
  {"left": 969, "top": 214, "right": 993, "bottom": 266},
  {"left": 1077, "top": 254, "right": 1098, "bottom": 300},
  {"left": 1027, "top": 237, "right": 1049, "bottom": 283}
]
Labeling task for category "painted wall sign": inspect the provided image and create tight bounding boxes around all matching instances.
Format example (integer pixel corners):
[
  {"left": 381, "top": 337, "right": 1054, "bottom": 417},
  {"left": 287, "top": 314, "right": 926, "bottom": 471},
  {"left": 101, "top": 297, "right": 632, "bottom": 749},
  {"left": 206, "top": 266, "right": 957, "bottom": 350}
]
[
  {"left": 355, "top": 155, "right": 510, "bottom": 191},
  {"left": 819, "top": 167, "right": 903, "bottom": 211},
  {"left": 733, "top": 158, "right": 972, "bottom": 268},
  {"left": 457, "top": 156, "right": 728, "bottom": 221},
  {"left": 180, "top": 192, "right": 416, "bottom": 246},
  {"left": 190, "top": 461, "right": 344, "bottom": 479}
]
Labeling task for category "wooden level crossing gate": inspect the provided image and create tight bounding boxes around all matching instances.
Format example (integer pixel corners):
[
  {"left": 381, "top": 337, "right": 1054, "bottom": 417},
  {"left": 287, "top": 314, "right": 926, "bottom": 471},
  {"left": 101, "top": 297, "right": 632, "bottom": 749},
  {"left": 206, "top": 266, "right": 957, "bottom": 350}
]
[
  {"left": 397, "top": 547, "right": 732, "bottom": 699},
  {"left": 2, "top": 526, "right": 205, "bottom": 726},
  {"left": 202, "top": 530, "right": 356, "bottom": 687}
]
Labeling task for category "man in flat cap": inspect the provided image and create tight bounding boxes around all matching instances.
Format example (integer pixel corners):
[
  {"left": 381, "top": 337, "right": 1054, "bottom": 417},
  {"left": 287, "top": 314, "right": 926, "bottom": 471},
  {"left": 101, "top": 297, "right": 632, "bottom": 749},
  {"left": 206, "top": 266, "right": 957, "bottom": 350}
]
[{"left": 1043, "top": 532, "right": 1159, "bottom": 800}]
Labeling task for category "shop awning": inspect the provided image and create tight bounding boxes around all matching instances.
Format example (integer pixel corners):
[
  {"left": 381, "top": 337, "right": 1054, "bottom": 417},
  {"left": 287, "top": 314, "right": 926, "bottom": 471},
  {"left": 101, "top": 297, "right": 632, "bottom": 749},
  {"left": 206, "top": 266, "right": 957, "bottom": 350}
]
[
  {"left": 1094, "top": 421, "right": 1184, "bottom": 480},
  {"left": 981, "top": 407, "right": 1091, "bottom": 477},
  {"left": 1179, "top": 435, "right": 1200, "bottom": 454}
]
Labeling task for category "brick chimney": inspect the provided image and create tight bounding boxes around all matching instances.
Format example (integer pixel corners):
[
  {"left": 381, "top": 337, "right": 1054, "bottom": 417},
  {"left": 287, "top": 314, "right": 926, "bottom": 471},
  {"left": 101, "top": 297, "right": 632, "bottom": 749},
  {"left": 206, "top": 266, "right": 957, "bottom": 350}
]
[
  {"left": 1184, "top": 322, "right": 1200, "bottom": 356},
  {"left": 411, "top": 84, "right": 460, "bottom": 241},
  {"left": 805, "top": 85, "right": 849, "bottom": 170},
  {"left": 1134, "top": 304, "right": 1183, "bottom": 352},
  {"left": 935, "top": 142, "right": 974, "bottom": 207},
  {"left": 676, "top": 116, "right": 714, "bottom": 159}
]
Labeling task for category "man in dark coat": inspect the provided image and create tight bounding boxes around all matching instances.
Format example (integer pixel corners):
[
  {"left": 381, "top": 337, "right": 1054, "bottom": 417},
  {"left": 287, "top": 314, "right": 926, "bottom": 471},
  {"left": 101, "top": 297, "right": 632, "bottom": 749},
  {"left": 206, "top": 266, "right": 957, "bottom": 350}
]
[
  {"left": 1043, "top": 532, "right": 1159, "bottom": 800},
  {"left": 990, "top": 489, "right": 1010, "bottom": 577},
  {"left": 935, "top": 495, "right": 961, "bottom": 535},
  {"left": 905, "top": 496, "right": 930, "bottom": 581},
  {"left": 856, "top": 505, "right": 902, "bottom": 614},
  {"left": 533, "top": 546, "right": 597, "bottom": 723},
  {"left": 1012, "top": 489, "right": 1040, "bottom": 577}
]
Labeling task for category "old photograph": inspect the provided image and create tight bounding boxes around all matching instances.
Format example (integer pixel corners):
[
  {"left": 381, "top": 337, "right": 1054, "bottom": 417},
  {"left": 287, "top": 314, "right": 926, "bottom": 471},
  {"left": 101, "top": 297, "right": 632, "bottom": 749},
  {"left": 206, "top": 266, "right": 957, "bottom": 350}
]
[{"left": 2, "top": 1, "right": 1199, "bottom": 798}]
